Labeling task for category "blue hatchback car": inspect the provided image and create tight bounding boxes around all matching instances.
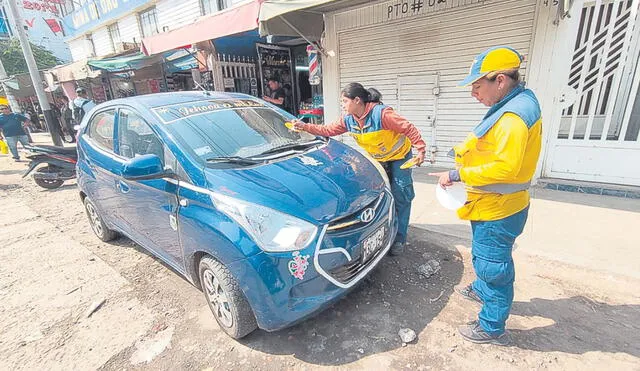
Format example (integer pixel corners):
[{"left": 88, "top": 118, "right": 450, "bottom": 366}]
[{"left": 77, "top": 92, "right": 397, "bottom": 338}]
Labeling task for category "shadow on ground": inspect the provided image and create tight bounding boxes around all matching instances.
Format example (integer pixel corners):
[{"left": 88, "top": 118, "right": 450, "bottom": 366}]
[
  {"left": 511, "top": 296, "right": 640, "bottom": 357},
  {"left": 0, "top": 169, "right": 25, "bottom": 176},
  {"left": 239, "top": 226, "right": 464, "bottom": 366}
]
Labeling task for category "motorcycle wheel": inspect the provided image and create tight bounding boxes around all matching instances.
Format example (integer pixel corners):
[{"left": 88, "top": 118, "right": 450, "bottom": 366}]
[{"left": 34, "top": 166, "right": 64, "bottom": 189}]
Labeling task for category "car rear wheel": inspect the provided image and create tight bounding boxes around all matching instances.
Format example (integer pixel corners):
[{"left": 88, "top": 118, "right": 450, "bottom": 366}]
[
  {"left": 83, "top": 197, "right": 118, "bottom": 242},
  {"left": 199, "top": 256, "right": 257, "bottom": 339}
]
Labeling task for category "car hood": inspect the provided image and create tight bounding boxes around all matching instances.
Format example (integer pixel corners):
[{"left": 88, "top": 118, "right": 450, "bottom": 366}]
[{"left": 204, "top": 140, "right": 386, "bottom": 224}]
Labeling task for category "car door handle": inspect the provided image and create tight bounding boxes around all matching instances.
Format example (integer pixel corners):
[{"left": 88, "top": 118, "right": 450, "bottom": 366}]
[{"left": 117, "top": 180, "right": 130, "bottom": 194}]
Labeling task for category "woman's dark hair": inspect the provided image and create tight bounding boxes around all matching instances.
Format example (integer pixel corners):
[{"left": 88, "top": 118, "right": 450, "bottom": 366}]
[{"left": 341, "top": 82, "right": 382, "bottom": 103}]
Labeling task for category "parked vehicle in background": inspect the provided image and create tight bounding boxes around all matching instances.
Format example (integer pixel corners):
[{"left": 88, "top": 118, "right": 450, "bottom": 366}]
[{"left": 23, "top": 144, "right": 77, "bottom": 189}]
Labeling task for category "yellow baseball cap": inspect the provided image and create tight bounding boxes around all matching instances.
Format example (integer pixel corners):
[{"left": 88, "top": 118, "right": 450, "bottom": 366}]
[{"left": 459, "top": 46, "right": 523, "bottom": 87}]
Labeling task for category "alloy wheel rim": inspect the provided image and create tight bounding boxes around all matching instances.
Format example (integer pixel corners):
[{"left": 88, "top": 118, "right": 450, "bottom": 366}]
[
  {"left": 203, "top": 269, "right": 233, "bottom": 328},
  {"left": 86, "top": 203, "right": 103, "bottom": 237}
]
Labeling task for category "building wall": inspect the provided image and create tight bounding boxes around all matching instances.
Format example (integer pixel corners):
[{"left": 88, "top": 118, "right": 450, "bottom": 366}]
[
  {"left": 156, "top": 0, "right": 201, "bottom": 32},
  {"left": 63, "top": 0, "right": 258, "bottom": 62},
  {"left": 68, "top": 37, "right": 90, "bottom": 61},
  {"left": 322, "top": 0, "right": 537, "bottom": 165},
  {"left": 118, "top": 14, "right": 143, "bottom": 44},
  {"left": 93, "top": 26, "right": 115, "bottom": 57}
]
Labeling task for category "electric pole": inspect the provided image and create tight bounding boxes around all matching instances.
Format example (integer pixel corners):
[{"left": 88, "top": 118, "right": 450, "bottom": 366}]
[{"left": 5, "top": 0, "right": 63, "bottom": 146}]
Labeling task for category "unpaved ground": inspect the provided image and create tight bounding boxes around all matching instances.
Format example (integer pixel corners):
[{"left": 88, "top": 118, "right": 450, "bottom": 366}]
[{"left": 1, "top": 143, "right": 639, "bottom": 370}]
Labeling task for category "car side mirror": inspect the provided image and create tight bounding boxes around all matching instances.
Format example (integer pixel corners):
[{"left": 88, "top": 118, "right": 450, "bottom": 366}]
[{"left": 122, "top": 154, "right": 173, "bottom": 180}]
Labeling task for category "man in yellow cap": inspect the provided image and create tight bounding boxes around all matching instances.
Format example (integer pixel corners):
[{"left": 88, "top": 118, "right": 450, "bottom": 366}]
[{"left": 430, "top": 46, "right": 542, "bottom": 345}]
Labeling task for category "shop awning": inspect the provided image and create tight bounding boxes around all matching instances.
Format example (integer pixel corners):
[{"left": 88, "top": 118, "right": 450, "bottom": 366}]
[
  {"left": 258, "top": 0, "right": 373, "bottom": 38},
  {"left": 87, "top": 53, "right": 160, "bottom": 72},
  {"left": 140, "top": 0, "right": 261, "bottom": 56},
  {"left": 258, "top": 0, "right": 335, "bottom": 38},
  {"left": 165, "top": 55, "right": 198, "bottom": 73},
  {"left": 48, "top": 59, "right": 102, "bottom": 82},
  {"left": 86, "top": 51, "right": 197, "bottom": 73}
]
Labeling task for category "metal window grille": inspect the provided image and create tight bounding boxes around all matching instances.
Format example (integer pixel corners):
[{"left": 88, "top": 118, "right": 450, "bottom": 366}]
[{"left": 139, "top": 7, "right": 159, "bottom": 38}]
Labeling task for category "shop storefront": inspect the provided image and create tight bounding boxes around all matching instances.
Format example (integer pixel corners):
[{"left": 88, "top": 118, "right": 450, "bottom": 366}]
[
  {"left": 140, "top": 0, "right": 326, "bottom": 122},
  {"left": 258, "top": 0, "right": 640, "bottom": 187},
  {"left": 317, "top": 0, "right": 538, "bottom": 164},
  {"left": 214, "top": 38, "right": 324, "bottom": 119}
]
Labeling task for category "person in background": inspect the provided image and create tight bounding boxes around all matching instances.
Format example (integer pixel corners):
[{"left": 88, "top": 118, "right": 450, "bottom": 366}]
[
  {"left": 0, "top": 105, "right": 31, "bottom": 161},
  {"left": 72, "top": 87, "right": 96, "bottom": 124},
  {"left": 429, "top": 46, "right": 542, "bottom": 345},
  {"left": 49, "top": 100, "right": 66, "bottom": 141},
  {"left": 262, "top": 78, "right": 286, "bottom": 111},
  {"left": 58, "top": 96, "right": 75, "bottom": 142},
  {"left": 293, "top": 82, "right": 427, "bottom": 256},
  {"left": 26, "top": 108, "right": 40, "bottom": 132}
]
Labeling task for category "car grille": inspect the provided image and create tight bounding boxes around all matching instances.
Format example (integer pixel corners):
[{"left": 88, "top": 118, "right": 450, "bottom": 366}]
[
  {"left": 328, "top": 225, "right": 389, "bottom": 284},
  {"left": 327, "top": 192, "right": 385, "bottom": 232}
]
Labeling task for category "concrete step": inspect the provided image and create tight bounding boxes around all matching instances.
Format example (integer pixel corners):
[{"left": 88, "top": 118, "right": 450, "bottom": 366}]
[{"left": 538, "top": 178, "right": 640, "bottom": 199}]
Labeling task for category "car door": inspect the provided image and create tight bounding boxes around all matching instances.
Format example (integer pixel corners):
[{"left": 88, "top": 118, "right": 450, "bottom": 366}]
[
  {"left": 114, "top": 108, "right": 184, "bottom": 272},
  {"left": 78, "top": 109, "right": 123, "bottom": 230}
]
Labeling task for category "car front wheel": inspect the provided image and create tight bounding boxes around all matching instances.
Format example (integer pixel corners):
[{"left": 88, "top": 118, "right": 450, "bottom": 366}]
[{"left": 199, "top": 256, "right": 257, "bottom": 339}]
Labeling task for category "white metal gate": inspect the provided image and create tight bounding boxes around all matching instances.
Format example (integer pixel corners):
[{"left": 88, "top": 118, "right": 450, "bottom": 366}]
[
  {"left": 217, "top": 54, "right": 258, "bottom": 96},
  {"left": 546, "top": 0, "right": 640, "bottom": 185}
]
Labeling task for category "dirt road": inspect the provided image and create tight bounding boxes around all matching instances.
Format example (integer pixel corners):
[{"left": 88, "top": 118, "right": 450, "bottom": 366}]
[{"left": 1, "top": 148, "right": 639, "bottom": 370}]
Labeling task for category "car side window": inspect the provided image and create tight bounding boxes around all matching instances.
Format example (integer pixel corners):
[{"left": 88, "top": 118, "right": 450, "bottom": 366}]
[
  {"left": 87, "top": 110, "right": 115, "bottom": 151},
  {"left": 118, "top": 109, "right": 163, "bottom": 161},
  {"left": 162, "top": 146, "right": 190, "bottom": 183}
]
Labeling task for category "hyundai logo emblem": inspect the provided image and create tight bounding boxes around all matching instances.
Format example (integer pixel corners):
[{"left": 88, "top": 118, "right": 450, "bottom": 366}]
[{"left": 360, "top": 208, "right": 375, "bottom": 223}]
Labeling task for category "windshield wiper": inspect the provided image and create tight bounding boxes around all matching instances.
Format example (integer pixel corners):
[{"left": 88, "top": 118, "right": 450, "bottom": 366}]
[
  {"left": 205, "top": 156, "right": 264, "bottom": 165},
  {"left": 257, "top": 139, "right": 325, "bottom": 156}
]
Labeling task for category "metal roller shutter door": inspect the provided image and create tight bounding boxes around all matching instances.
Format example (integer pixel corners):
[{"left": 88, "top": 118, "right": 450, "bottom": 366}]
[{"left": 337, "top": 0, "right": 537, "bottom": 165}]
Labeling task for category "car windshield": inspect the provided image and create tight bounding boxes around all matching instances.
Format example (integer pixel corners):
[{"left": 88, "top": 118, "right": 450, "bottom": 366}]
[{"left": 152, "top": 99, "right": 320, "bottom": 164}]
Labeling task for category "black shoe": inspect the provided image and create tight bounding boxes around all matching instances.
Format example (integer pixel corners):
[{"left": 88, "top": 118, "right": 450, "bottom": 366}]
[
  {"left": 458, "top": 320, "right": 510, "bottom": 346},
  {"left": 455, "top": 284, "right": 483, "bottom": 304},
  {"left": 389, "top": 241, "right": 405, "bottom": 256}
]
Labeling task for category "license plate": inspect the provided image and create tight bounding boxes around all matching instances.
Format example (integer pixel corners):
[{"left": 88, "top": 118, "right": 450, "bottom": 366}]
[{"left": 361, "top": 225, "right": 386, "bottom": 263}]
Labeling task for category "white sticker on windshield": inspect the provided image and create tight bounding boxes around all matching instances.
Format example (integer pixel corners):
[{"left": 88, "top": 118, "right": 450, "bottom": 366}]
[
  {"left": 194, "top": 146, "right": 213, "bottom": 156},
  {"left": 299, "top": 155, "right": 322, "bottom": 166}
]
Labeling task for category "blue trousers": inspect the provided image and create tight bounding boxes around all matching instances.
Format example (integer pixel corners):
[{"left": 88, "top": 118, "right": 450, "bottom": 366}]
[
  {"left": 380, "top": 151, "right": 415, "bottom": 244},
  {"left": 5, "top": 135, "right": 30, "bottom": 160},
  {"left": 471, "top": 206, "right": 529, "bottom": 335}
]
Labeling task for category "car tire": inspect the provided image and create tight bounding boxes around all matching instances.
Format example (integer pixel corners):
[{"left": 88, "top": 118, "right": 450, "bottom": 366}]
[
  {"left": 199, "top": 256, "right": 257, "bottom": 339},
  {"left": 83, "top": 197, "right": 118, "bottom": 242}
]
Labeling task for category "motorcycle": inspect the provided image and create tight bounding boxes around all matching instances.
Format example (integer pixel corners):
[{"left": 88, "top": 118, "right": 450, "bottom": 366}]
[{"left": 22, "top": 144, "right": 77, "bottom": 189}]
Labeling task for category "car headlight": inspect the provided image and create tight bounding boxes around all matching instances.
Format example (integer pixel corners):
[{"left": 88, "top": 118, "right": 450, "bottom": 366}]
[{"left": 211, "top": 192, "right": 318, "bottom": 253}]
